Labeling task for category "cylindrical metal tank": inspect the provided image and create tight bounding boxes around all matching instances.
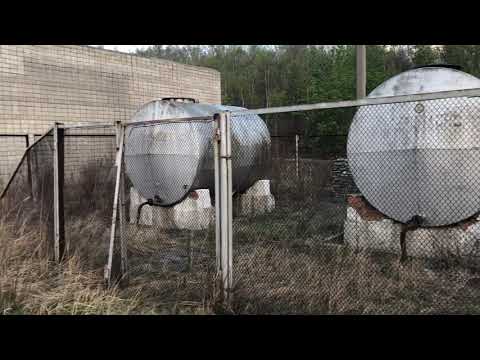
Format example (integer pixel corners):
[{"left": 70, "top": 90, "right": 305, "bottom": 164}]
[
  {"left": 124, "top": 98, "right": 271, "bottom": 207},
  {"left": 347, "top": 66, "right": 480, "bottom": 227}
]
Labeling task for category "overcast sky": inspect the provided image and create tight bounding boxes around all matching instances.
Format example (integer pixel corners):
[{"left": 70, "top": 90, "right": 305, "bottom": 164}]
[
  {"left": 100, "top": 45, "right": 150, "bottom": 53},
  {"left": 98, "top": 45, "right": 418, "bottom": 54}
]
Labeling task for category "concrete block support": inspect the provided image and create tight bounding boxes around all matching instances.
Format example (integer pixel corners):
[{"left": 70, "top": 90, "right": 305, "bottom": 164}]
[
  {"left": 344, "top": 195, "right": 480, "bottom": 260},
  {"left": 233, "top": 179, "right": 275, "bottom": 217},
  {"left": 129, "top": 179, "right": 275, "bottom": 230},
  {"left": 129, "top": 187, "right": 214, "bottom": 230}
]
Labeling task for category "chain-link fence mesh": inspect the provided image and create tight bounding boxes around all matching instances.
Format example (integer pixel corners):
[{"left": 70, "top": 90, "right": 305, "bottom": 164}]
[
  {"left": 2, "top": 94, "right": 480, "bottom": 315},
  {"left": 0, "top": 130, "right": 54, "bottom": 258},
  {"left": 0, "top": 135, "right": 31, "bottom": 188},
  {"left": 272, "top": 135, "right": 348, "bottom": 159},
  {"left": 0, "top": 125, "right": 118, "bottom": 282},
  {"left": 62, "top": 126, "right": 117, "bottom": 273},
  {"left": 121, "top": 118, "right": 218, "bottom": 310},
  {"left": 231, "top": 97, "right": 480, "bottom": 315}
]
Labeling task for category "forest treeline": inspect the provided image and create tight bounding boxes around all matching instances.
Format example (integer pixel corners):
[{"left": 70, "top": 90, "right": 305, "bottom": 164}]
[{"left": 136, "top": 45, "right": 480, "bottom": 138}]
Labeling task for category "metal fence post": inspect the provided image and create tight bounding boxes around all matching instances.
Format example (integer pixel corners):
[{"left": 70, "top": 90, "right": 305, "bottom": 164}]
[
  {"left": 117, "top": 122, "right": 128, "bottom": 282},
  {"left": 105, "top": 122, "right": 125, "bottom": 286},
  {"left": 25, "top": 134, "right": 34, "bottom": 201},
  {"left": 53, "top": 123, "right": 65, "bottom": 262},
  {"left": 295, "top": 134, "right": 299, "bottom": 179},
  {"left": 214, "top": 116, "right": 221, "bottom": 274},
  {"left": 214, "top": 111, "right": 233, "bottom": 303},
  {"left": 226, "top": 112, "right": 233, "bottom": 297}
]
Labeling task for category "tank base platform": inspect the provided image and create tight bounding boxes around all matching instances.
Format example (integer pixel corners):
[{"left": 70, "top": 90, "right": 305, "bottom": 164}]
[
  {"left": 344, "top": 194, "right": 480, "bottom": 260},
  {"left": 129, "top": 187, "right": 214, "bottom": 230},
  {"left": 233, "top": 180, "right": 275, "bottom": 217}
]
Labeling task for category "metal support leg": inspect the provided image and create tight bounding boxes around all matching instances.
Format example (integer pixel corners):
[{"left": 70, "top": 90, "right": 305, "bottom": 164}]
[
  {"left": 106, "top": 122, "right": 125, "bottom": 286},
  {"left": 117, "top": 123, "right": 128, "bottom": 283}
]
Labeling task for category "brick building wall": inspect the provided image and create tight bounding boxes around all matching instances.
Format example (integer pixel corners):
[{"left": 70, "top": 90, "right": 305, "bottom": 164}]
[{"left": 0, "top": 45, "right": 221, "bottom": 185}]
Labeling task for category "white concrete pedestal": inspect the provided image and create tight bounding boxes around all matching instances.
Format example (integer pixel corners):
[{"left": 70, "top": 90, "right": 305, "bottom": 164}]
[
  {"left": 129, "top": 187, "right": 214, "bottom": 230},
  {"left": 344, "top": 195, "right": 480, "bottom": 260},
  {"left": 233, "top": 180, "right": 275, "bottom": 217}
]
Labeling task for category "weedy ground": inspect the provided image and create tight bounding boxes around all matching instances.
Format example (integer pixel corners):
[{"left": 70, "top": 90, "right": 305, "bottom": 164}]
[
  {"left": 0, "top": 210, "right": 222, "bottom": 315},
  {"left": 1, "top": 198, "right": 480, "bottom": 315},
  {"left": 1, "top": 161, "right": 480, "bottom": 315}
]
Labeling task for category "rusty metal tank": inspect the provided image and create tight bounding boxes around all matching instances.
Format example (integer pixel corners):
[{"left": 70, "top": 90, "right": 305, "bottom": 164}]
[
  {"left": 347, "top": 66, "right": 480, "bottom": 226},
  {"left": 124, "top": 98, "right": 271, "bottom": 206}
]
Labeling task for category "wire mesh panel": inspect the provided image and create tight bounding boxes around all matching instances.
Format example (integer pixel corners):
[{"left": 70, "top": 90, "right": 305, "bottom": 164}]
[
  {"left": 121, "top": 118, "right": 218, "bottom": 313},
  {"left": 62, "top": 126, "right": 117, "bottom": 274},
  {"left": 231, "top": 98, "right": 480, "bottom": 315},
  {"left": 0, "top": 130, "right": 54, "bottom": 258},
  {"left": 0, "top": 135, "right": 30, "bottom": 188},
  {"left": 232, "top": 114, "right": 348, "bottom": 314}
]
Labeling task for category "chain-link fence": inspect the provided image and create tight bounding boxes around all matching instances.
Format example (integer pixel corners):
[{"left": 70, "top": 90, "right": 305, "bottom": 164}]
[
  {"left": 61, "top": 126, "right": 117, "bottom": 274},
  {"left": 0, "top": 130, "right": 54, "bottom": 258},
  {"left": 2, "top": 91, "right": 480, "bottom": 315},
  {"left": 0, "top": 135, "right": 30, "bottom": 188},
  {"left": 231, "top": 96, "right": 480, "bottom": 314},
  {"left": 121, "top": 117, "right": 218, "bottom": 309},
  {"left": 0, "top": 124, "right": 118, "bottom": 283}
]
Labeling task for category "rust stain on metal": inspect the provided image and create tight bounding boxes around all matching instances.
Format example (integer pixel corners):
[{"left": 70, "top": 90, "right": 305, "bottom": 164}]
[{"left": 347, "top": 194, "right": 385, "bottom": 221}]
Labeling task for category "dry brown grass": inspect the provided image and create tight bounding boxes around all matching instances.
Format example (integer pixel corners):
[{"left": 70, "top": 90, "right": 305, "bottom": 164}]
[
  {"left": 231, "top": 244, "right": 480, "bottom": 314},
  {"left": 0, "top": 158, "right": 219, "bottom": 315},
  {"left": 1, "top": 160, "right": 479, "bottom": 314},
  {"left": 123, "top": 224, "right": 219, "bottom": 314},
  {"left": 0, "top": 199, "right": 222, "bottom": 315},
  {"left": 0, "top": 211, "right": 144, "bottom": 315},
  {"left": 2, "top": 208, "right": 480, "bottom": 315},
  {"left": 0, "top": 210, "right": 225, "bottom": 315},
  {"left": 2, "top": 195, "right": 480, "bottom": 315}
]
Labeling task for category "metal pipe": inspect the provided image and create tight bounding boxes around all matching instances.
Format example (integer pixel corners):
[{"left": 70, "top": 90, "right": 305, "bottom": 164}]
[
  {"left": 214, "top": 111, "right": 233, "bottom": 302},
  {"left": 59, "top": 122, "right": 116, "bottom": 129},
  {"left": 122, "top": 116, "right": 214, "bottom": 127},
  {"left": 230, "top": 88, "right": 480, "bottom": 116},
  {"left": 135, "top": 200, "right": 151, "bottom": 225},
  {"left": 219, "top": 112, "right": 229, "bottom": 299},
  {"left": 399, "top": 215, "right": 424, "bottom": 263},
  {"left": 225, "top": 112, "right": 233, "bottom": 297},
  {"left": 214, "top": 114, "right": 221, "bottom": 274}
]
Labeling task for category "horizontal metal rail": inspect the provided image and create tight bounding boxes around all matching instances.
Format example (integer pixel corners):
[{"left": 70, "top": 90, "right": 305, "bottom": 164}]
[
  {"left": 0, "top": 134, "right": 42, "bottom": 138},
  {"left": 0, "top": 133, "right": 115, "bottom": 138},
  {"left": 271, "top": 134, "right": 348, "bottom": 137},
  {"left": 121, "top": 116, "right": 214, "bottom": 126},
  {"left": 63, "top": 134, "right": 115, "bottom": 137},
  {"left": 59, "top": 122, "right": 117, "bottom": 129},
  {"left": 231, "top": 88, "right": 480, "bottom": 116}
]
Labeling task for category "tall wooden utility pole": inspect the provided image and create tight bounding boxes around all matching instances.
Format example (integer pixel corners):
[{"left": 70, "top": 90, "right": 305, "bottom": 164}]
[{"left": 356, "top": 45, "right": 367, "bottom": 99}]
